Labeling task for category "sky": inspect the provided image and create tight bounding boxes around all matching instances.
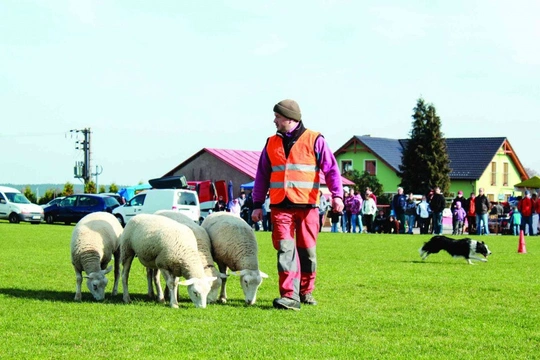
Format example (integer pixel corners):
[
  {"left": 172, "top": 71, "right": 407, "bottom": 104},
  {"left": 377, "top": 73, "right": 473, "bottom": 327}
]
[{"left": 1, "top": 0, "right": 539, "bottom": 187}]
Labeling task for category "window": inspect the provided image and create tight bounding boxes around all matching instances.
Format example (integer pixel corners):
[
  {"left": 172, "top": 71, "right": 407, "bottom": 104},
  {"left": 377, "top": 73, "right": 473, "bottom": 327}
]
[
  {"left": 341, "top": 160, "right": 352, "bottom": 174},
  {"left": 178, "top": 192, "right": 197, "bottom": 206},
  {"left": 503, "top": 163, "right": 509, "bottom": 186},
  {"left": 365, "top": 160, "right": 376, "bottom": 175},
  {"left": 491, "top": 162, "right": 497, "bottom": 186}
]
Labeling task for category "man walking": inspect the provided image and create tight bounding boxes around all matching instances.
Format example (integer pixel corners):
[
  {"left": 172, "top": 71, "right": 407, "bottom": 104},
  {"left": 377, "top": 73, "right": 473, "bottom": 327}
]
[{"left": 251, "top": 99, "right": 344, "bottom": 311}]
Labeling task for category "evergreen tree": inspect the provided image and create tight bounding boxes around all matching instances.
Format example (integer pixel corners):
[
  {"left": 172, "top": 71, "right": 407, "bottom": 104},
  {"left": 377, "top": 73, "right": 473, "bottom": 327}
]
[
  {"left": 109, "top": 183, "right": 119, "bottom": 193},
  {"left": 85, "top": 181, "right": 97, "bottom": 194},
  {"left": 23, "top": 186, "right": 37, "bottom": 203},
  {"left": 399, "top": 98, "right": 451, "bottom": 196},
  {"left": 63, "top": 182, "right": 74, "bottom": 196},
  {"left": 99, "top": 185, "right": 106, "bottom": 193}
]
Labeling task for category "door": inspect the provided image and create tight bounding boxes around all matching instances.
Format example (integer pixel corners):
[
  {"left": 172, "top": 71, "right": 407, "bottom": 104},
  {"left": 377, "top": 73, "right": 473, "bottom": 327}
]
[{"left": 123, "top": 193, "right": 146, "bottom": 222}]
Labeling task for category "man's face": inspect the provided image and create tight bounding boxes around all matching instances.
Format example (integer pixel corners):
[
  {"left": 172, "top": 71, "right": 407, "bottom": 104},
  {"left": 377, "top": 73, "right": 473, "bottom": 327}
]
[{"left": 274, "top": 113, "right": 295, "bottom": 132}]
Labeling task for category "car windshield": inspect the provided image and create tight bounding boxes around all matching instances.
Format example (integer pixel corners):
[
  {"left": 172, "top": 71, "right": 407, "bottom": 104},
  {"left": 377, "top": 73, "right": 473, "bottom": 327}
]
[
  {"left": 5, "top": 192, "right": 31, "bottom": 204},
  {"left": 104, "top": 197, "right": 120, "bottom": 207}
]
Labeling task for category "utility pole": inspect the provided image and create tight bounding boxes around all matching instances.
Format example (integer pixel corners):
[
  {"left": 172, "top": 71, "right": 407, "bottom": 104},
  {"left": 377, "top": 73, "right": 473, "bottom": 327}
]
[
  {"left": 92, "top": 165, "right": 103, "bottom": 191},
  {"left": 71, "top": 128, "right": 91, "bottom": 185}
]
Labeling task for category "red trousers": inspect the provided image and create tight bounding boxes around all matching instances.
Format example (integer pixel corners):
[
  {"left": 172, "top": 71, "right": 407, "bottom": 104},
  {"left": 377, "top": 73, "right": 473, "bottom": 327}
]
[{"left": 271, "top": 207, "right": 319, "bottom": 301}]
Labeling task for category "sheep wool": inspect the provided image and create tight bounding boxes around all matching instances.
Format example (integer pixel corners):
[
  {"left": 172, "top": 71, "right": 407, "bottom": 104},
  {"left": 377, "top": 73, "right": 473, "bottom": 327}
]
[
  {"left": 120, "top": 213, "right": 215, "bottom": 308},
  {"left": 201, "top": 212, "right": 268, "bottom": 305},
  {"left": 154, "top": 210, "right": 224, "bottom": 303},
  {"left": 70, "top": 211, "right": 123, "bottom": 301}
]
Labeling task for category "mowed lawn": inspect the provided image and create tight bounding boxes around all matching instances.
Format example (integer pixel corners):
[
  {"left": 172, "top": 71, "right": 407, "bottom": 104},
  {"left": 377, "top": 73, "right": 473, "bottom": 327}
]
[{"left": 0, "top": 221, "right": 538, "bottom": 359}]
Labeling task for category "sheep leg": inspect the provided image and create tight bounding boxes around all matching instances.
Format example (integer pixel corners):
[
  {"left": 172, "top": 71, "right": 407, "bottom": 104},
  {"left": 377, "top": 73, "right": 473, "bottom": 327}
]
[
  {"left": 121, "top": 255, "right": 134, "bottom": 303},
  {"left": 217, "top": 263, "right": 228, "bottom": 304},
  {"left": 74, "top": 266, "right": 83, "bottom": 301},
  {"left": 112, "top": 249, "right": 120, "bottom": 296},
  {"left": 162, "top": 269, "right": 179, "bottom": 308}
]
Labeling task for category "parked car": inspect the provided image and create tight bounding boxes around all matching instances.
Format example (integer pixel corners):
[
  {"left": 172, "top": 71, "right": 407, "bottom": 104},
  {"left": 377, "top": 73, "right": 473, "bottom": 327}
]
[
  {"left": 40, "top": 196, "right": 65, "bottom": 209},
  {"left": 43, "top": 194, "right": 120, "bottom": 225},
  {"left": 0, "top": 186, "right": 44, "bottom": 224},
  {"left": 112, "top": 188, "right": 200, "bottom": 226},
  {"left": 100, "top": 192, "right": 125, "bottom": 205}
]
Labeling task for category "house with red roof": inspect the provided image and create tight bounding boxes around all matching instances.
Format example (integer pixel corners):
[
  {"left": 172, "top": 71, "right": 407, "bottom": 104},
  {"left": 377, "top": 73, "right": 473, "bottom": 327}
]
[{"left": 163, "top": 148, "right": 353, "bottom": 197}]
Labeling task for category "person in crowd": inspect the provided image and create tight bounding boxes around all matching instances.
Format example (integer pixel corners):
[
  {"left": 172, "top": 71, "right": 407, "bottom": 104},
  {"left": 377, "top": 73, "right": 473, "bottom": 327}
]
[
  {"left": 404, "top": 192, "right": 417, "bottom": 234},
  {"left": 452, "top": 201, "right": 467, "bottom": 235},
  {"left": 345, "top": 188, "right": 361, "bottom": 233},
  {"left": 365, "top": 187, "right": 377, "bottom": 205},
  {"left": 251, "top": 99, "right": 344, "bottom": 311},
  {"left": 214, "top": 195, "right": 227, "bottom": 212},
  {"left": 429, "top": 186, "right": 446, "bottom": 235},
  {"left": 391, "top": 187, "right": 407, "bottom": 234},
  {"left": 362, "top": 191, "right": 377, "bottom": 233},
  {"left": 518, "top": 190, "right": 534, "bottom": 235},
  {"left": 318, "top": 190, "right": 329, "bottom": 232},
  {"left": 416, "top": 195, "right": 431, "bottom": 234},
  {"left": 466, "top": 192, "right": 477, "bottom": 234},
  {"left": 385, "top": 215, "right": 400, "bottom": 234},
  {"left": 373, "top": 210, "right": 387, "bottom": 234},
  {"left": 475, "top": 188, "right": 490, "bottom": 235},
  {"left": 237, "top": 191, "right": 246, "bottom": 207},
  {"left": 510, "top": 206, "right": 522, "bottom": 236},
  {"left": 531, "top": 193, "right": 539, "bottom": 236},
  {"left": 341, "top": 188, "right": 350, "bottom": 233},
  {"left": 450, "top": 190, "right": 467, "bottom": 235},
  {"left": 354, "top": 190, "right": 364, "bottom": 233},
  {"left": 229, "top": 198, "right": 241, "bottom": 217},
  {"left": 328, "top": 206, "right": 341, "bottom": 233},
  {"left": 263, "top": 192, "right": 272, "bottom": 232}
]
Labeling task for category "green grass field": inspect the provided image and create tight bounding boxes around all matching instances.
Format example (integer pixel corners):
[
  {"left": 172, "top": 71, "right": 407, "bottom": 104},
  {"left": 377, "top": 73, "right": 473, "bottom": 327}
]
[{"left": 0, "top": 221, "right": 538, "bottom": 359}]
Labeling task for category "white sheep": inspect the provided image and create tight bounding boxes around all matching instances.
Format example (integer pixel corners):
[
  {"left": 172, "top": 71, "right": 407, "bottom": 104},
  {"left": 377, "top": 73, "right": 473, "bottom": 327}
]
[
  {"left": 70, "top": 211, "right": 123, "bottom": 301},
  {"left": 154, "top": 210, "right": 225, "bottom": 303},
  {"left": 120, "top": 213, "right": 216, "bottom": 308},
  {"left": 201, "top": 212, "right": 268, "bottom": 305}
]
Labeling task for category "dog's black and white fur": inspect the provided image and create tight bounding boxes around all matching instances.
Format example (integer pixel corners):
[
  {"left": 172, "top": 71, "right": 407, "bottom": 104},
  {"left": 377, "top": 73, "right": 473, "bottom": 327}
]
[{"left": 419, "top": 235, "right": 492, "bottom": 265}]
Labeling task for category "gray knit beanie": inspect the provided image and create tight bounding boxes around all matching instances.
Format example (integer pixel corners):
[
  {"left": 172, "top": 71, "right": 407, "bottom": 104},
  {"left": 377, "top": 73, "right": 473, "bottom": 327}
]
[{"left": 273, "top": 99, "right": 301, "bottom": 121}]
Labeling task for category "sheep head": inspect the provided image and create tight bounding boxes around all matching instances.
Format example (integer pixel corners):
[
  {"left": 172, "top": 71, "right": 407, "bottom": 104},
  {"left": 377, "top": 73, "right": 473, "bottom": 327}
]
[
  {"left": 179, "top": 276, "right": 217, "bottom": 308},
  {"left": 83, "top": 266, "right": 112, "bottom": 301},
  {"left": 231, "top": 269, "right": 268, "bottom": 305}
]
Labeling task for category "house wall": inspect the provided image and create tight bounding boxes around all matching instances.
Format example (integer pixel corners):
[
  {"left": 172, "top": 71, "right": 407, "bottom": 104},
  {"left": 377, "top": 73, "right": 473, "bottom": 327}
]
[
  {"left": 474, "top": 151, "right": 523, "bottom": 202},
  {"left": 169, "top": 152, "right": 254, "bottom": 197},
  {"left": 337, "top": 143, "right": 523, "bottom": 204},
  {"left": 335, "top": 146, "right": 401, "bottom": 193}
]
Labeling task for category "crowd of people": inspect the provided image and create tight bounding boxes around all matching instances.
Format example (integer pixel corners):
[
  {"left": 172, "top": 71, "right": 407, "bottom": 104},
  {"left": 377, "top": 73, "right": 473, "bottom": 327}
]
[{"left": 318, "top": 185, "right": 540, "bottom": 236}]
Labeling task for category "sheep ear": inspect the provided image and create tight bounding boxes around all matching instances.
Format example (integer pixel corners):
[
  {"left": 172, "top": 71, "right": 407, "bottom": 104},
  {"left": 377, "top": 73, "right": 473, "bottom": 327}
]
[
  {"left": 259, "top": 271, "right": 269, "bottom": 279},
  {"left": 179, "top": 278, "right": 196, "bottom": 286},
  {"left": 102, "top": 266, "right": 113, "bottom": 275},
  {"left": 83, "top": 275, "right": 90, "bottom": 279},
  {"left": 228, "top": 271, "right": 241, "bottom": 277},
  {"left": 219, "top": 272, "right": 229, "bottom": 279},
  {"left": 205, "top": 276, "right": 218, "bottom": 283}
]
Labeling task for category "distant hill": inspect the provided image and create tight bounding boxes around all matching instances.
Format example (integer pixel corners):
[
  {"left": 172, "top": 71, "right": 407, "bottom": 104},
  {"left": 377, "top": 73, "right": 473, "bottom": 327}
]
[{"left": 0, "top": 183, "right": 126, "bottom": 198}]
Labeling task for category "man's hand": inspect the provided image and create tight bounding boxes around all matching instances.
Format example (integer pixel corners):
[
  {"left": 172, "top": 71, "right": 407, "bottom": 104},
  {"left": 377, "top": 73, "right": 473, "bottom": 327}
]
[
  {"left": 331, "top": 197, "right": 344, "bottom": 213},
  {"left": 252, "top": 208, "right": 262, "bottom": 222}
]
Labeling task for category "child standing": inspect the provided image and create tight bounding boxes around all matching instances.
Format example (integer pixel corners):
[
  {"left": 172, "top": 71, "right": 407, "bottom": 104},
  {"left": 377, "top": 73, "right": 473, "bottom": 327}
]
[
  {"left": 452, "top": 201, "right": 467, "bottom": 235},
  {"left": 511, "top": 207, "right": 522, "bottom": 236},
  {"left": 329, "top": 207, "right": 341, "bottom": 233}
]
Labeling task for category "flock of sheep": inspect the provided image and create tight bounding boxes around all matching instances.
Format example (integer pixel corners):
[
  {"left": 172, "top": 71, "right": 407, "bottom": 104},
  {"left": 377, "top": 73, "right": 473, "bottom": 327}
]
[{"left": 70, "top": 211, "right": 268, "bottom": 308}]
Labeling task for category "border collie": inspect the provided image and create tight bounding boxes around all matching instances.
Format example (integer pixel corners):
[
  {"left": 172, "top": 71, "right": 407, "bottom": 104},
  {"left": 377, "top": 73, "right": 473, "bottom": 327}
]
[{"left": 419, "top": 235, "right": 492, "bottom": 265}]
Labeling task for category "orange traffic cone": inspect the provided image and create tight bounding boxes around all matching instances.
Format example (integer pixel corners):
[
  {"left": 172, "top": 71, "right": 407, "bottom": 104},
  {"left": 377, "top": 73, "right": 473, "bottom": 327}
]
[{"left": 518, "top": 230, "right": 527, "bottom": 254}]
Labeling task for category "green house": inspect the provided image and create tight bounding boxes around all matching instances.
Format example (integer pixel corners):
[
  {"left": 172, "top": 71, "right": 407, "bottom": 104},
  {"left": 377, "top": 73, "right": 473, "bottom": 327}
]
[{"left": 334, "top": 136, "right": 528, "bottom": 202}]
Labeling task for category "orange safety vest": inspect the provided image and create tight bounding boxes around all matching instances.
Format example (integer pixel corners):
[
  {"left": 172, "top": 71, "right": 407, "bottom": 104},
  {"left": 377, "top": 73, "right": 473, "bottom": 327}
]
[{"left": 266, "top": 129, "right": 321, "bottom": 205}]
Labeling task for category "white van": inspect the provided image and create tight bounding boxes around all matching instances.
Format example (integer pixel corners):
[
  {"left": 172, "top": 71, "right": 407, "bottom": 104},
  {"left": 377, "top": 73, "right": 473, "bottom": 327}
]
[
  {"left": 0, "top": 186, "right": 44, "bottom": 224},
  {"left": 112, "top": 188, "right": 200, "bottom": 226}
]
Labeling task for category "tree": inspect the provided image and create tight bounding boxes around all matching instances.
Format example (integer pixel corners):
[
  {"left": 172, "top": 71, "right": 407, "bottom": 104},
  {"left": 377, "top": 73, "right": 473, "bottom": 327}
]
[
  {"left": 98, "top": 185, "right": 106, "bottom": 193},
  {"left": 399, "top": 98, "right": 451, "bottom": 196},
  {"left": 343, "top": 169, "right": 384, "bottom": 196},
  {"left": 63, "top": 182, "right": 75, "bottom": 196},
  {"left": 85, "top": 181, "right": 97, "bottom": 194},
  {"left": 524, "top": 167, "right": 539, "bottom": 177},
  {"left": 109, "top": 183, "right": 119, "bottom": 193},
  {"left": 23, "top": 186, "right": 37, "bottom": 203}
]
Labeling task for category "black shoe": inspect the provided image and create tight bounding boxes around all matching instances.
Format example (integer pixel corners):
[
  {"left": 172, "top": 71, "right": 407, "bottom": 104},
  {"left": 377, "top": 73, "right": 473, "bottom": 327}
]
[
  {"left": 273, "top": 297, "right": 301, "bottom": 310},
  {"left": 300, "top": 293, "right": 318, "bottom": 305}
]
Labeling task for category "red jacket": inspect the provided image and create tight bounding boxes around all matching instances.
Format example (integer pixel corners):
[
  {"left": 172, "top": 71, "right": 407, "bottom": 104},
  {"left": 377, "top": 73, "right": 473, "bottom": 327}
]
[{"left": 518, "top": 197, "right": 534, "bottom": 217}]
